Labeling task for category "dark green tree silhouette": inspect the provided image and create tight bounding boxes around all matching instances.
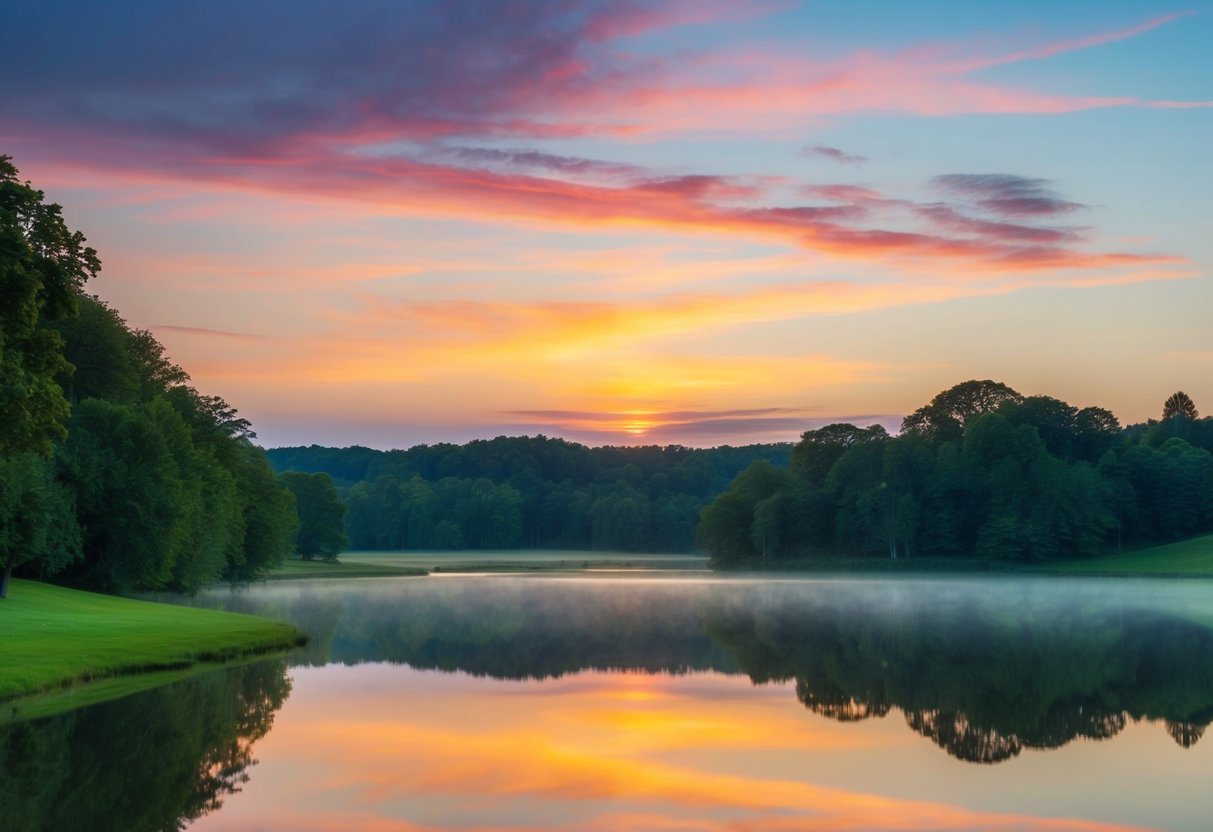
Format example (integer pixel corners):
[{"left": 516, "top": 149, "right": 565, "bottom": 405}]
[
  {"left": 901, "top": 379, "right": 1023, "bottom": 443},
  {"left": 0, "top": 156, "right": 99, "bottom": 455},
  {"left": 280, "top": 471, "right": 347, "bottom": 560},
  {"left": 1162, "top": 391, "right": 1198, "bottom": 421}
]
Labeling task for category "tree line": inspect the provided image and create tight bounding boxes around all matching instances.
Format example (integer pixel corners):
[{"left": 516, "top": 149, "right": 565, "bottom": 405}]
[
  {"left": 0, "top": 156, "right": 339, "bottom": 597},
  {"left": 699, "top": 379, "right": 1213, "bottom": 565},
  {"left": 267, "top": 440, "right": 791, "bottom": 553}
]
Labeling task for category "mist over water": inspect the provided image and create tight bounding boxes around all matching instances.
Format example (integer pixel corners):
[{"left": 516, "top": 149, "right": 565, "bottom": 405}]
[
  {"left": 12, "top": 574, "right": 1213, "bottom": 831},
  {"left": 195, "top": 575, "right": 1213, "bottom": 761}
]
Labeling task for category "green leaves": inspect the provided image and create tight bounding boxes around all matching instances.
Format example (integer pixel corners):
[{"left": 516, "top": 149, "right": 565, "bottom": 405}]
[
  {"left": 279, "top": 471, "right": 347, "bottom": 560},
  {"left": 0, "top": 156, "right": 99, "bottom": 456}
]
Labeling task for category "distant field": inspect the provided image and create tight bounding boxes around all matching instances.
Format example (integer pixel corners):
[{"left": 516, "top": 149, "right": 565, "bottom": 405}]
[
  {"left": 340, "top": 550, "right": 711, "bottom": 572},
  {"left": 0, "top": 580, "right": 304, "bottom": 709},
  {"left": 714, "top": 536, "right": 1213, "bottom": 578},
  {"left": 272, "top": 540, "right": 1213, "bottom": 579},
  {"left": 1041, "top": 534, "right": 1213, "bottom": 575},
  {"left": 266, "top": 558, "right": 428, "bottom": 580}
]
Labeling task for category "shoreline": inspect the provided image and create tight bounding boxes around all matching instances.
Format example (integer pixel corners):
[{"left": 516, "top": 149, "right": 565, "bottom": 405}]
[{"left": 0, "top": 580, "right": 306, "bottom": 713}]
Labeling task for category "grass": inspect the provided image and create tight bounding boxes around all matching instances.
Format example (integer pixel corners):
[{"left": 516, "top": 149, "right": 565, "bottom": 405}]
[
  {"left": 264, "top": 557, "right": 427, "bottom": 580},
  {"left": 720, "top": 534, "right": 1213, "bottom": 578},
  {"left": 0, "top": 579, "right": 305, "bottom": 705},
  {"left": 1039, "top": 533, "right": 1213, "bottom": 576},
  {"left": 728, "top": 556, "right": 1013, "bottom": 574},
  {"left": 340, "top": 549, "right": 710, "bottom": 573}
]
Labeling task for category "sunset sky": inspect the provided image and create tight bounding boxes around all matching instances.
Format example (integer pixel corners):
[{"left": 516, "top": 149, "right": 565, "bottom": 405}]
[{"left": 4, "top": 0, "right": 1210, "bottom": 448}]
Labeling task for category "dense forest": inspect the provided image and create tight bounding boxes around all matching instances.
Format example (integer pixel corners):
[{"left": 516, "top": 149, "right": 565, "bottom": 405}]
[
  {"left": 0, "top": 156, "right": 307, "bottom": 596},
  {"left": 269, "top": 382, "right": 1213, "bottom": 563},
  {"left": 268, "top": 440, "right": 791, "bottom": 552},
  {"left": 698, "top": 380, "right": 1213, "bottom": 565}
]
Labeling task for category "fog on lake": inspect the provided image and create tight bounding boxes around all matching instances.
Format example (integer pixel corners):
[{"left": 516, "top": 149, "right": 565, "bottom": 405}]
[{"left": 7, "top": 573, "right": 1213, "bottom": 831}]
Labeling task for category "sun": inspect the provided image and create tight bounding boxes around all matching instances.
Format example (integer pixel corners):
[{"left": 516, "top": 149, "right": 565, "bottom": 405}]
[{"left": 618, "top": 412, "right": 658, "bottom": 437}]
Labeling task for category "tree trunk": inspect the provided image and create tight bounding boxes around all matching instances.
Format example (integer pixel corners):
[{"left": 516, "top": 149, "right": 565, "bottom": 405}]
[{"left": 0, "top": 562, "right": 12, "bottom": 599}]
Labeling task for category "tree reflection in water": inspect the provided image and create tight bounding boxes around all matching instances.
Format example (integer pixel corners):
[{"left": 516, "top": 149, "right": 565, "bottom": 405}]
[
  {"left": 0, "top": 659, "right": 291, "bottom": 832},
  {"left": 198, "top": 577, "right": 1213, "bottom": 764},
  {"left": 701, "top": 582, "right": 1213, "bottom": 763}
]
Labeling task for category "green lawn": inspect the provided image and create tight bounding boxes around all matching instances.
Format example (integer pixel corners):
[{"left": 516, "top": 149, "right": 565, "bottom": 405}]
[
  {"left": 266, "top": 557, "right": 428, "bottom": 580},
  {"left": 0, "top": 580, "right": 305, "bottom": 703},
  {"left": 1042, "top": 534, "right": 1213, "bottom": 575},
  {"left": 339, "top": 550, "right": 710, "bottom": 572},
  {"left": 720, "top": 534, "right": 1213, "bottom": 577}
]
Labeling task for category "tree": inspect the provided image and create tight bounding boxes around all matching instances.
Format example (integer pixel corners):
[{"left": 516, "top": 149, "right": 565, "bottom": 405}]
[
  {"left": 1074, "top": 406, "right": 1122, "bottom": 462},
  {"left": 0, "top": 156, "right": 100, "bottom": 455},
  {"left": 0, "top": 453, "right": 81, "bottom": 597},
  {"left": 790, "top": 423, "right": 888, "bottom": 487},
  {"left": 279, "top": 471, "right": 347, "bottom": 560},
  {"left": 901, "top": 380, "right": 1023, "bottom": 444},
  {"left": 697, "top": 461, "right": 790, "bottom": 565},
  {"left": 999, "top": 396, "right": 1081, "bottom": 460},
  {"left": 56, "top": 399, "right": 192, "bottom": 591},
  {"left": 1162, "top": 391, "right": 1198, "bottom": 421}
]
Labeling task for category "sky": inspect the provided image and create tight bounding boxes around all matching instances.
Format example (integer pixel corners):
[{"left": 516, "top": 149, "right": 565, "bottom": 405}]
[{"left": 3, "top": 0, "right": 1211, "bottom": 449}]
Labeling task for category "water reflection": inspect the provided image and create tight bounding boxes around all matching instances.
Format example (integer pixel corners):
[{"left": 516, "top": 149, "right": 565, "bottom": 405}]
[
  {"left": 701, "top": 581, "right": 1213, "bottom": 763},
  {"left": 0, "top": 659, "right": 291, "bottom": 832},
  {"left": 199, "top": 576, "right": 1213, "bottom": 763}
]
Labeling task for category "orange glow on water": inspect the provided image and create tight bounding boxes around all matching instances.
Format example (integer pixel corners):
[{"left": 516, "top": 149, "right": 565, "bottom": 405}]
[{"left": 187, "top": 666, "right": 1160, "bottom": 832}]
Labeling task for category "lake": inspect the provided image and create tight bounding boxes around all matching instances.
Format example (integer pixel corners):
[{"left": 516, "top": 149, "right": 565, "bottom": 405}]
[{"left": 5, "top": 572, "right": 1213, "bottom": 831}]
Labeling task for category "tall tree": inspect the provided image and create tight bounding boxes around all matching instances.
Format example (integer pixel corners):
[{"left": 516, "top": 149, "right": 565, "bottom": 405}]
[
  {"left": 0, "top": 453, "right": 81, "bottom": 597},
  {"left": 0, "top": 156, "right": 99, "bottom": 455},
  {"left": 901, "top": 380, "right": 1023, "bottom": 444},
  {"left": 280, "top": 471, "right": 347, "bottom": 560},
  {"left": 790, "top": 423, "right": 888, "bottom": 487},
  {"left": 1162, "top": 391, "right": 1199, "bottom": 421}
]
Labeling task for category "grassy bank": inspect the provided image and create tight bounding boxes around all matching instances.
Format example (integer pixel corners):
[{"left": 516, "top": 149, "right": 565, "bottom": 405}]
[
  {"left": 265, "top": 558, "right": 428, "bottom": 580},
  {"left": 341, "top": 550, "right": 710, "bottom": 573},
  {"left": 719, "top": 534, "right": 1213, "bottom": 577},
  {"left": 0, "top": 580, "right": 305, "bottom": 705},
  {"left": 1040, "top": 534, "right": 1213, "bottom": 576}
]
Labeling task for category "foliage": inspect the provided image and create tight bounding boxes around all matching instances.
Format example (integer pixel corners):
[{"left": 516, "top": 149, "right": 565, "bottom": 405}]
[
  {"left": 0, "top": 453, "right": 81, "bottom": 596},
  {"left": 1163, "top": 391, "right": 1199, "bottom": 421},
  {"left": 0, "top": 156, "right": 99, "bottom": 455},
  {"left": 0, "top": 155, "right": 296, "bottom": 594},
  {"left": 698, "top": 380, "right": 1213, "bottom": 566},
  {"left": 277, "top": 438, "right": 792, "bottom": 554},
  {"left": 279, "top": 471, "right": 347, "bottom": 560},
  {"left": 900, "top": 379, "right": 1023, "bottom": 444}
]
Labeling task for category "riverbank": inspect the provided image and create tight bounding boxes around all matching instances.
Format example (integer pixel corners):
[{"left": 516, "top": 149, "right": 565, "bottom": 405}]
[
  {"left": 716, "top": 533, "right": 1213, "bottom": 577},
  {"left": 338, "top": 550, "right": 710, "bottom": 573},
  {"left": 0, "top": 580, "right": 306, "bottom": 707},
  {"left": 265, "top": 558, "right": 428, "bottom": 580}
]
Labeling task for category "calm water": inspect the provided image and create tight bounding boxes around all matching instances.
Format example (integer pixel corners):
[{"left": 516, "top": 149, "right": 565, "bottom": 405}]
[{"left": 6, "top": 574, "right": 1213, "bottom": 831}]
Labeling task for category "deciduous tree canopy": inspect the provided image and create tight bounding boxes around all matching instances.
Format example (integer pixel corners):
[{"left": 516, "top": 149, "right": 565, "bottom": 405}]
[
  {"left": 700, "top": 379, "right": 1213, "bottom": 567},
  {"left": 0, "top": 155, "right": 99, "bottom": 455},
  {"left": 1, "top": 158, "right": 297, "bottom": 595}
]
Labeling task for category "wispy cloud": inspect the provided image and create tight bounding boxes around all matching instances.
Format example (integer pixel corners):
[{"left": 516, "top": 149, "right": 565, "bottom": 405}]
[
  {"left": 3, "top": 5, "right": 1205, "bottom": 161},
  {"left": 802, "top": 145, "right": 868, "bottom": 165},
  {"left": 152, "top": 324, "right": 268, "bottom": 340},
  {"left": 932, "top": 174, "right": 1086, "bottom": 218},
  {"left": 431, "top": 146, "right": 647, "bottom": 181},
  {"left": 0, "top": 4, "right": 1192, "bottom": 280}
]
